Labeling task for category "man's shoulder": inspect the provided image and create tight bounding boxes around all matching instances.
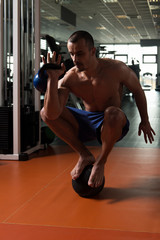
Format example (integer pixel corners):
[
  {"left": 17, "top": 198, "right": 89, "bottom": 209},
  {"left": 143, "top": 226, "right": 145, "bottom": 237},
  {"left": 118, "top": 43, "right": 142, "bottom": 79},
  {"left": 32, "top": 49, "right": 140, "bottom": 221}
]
[
  {"left": 98, "top": 58, "right": 131, "bottom": 83},
  {"left": 66, "top": 66, "right": 77, "bottom": 76},
  {"left": 60, "top": 66, "right": 78, "bottom": 87},
  {"left": 99, "top": 58, "right": 126, "bottom": 67}
]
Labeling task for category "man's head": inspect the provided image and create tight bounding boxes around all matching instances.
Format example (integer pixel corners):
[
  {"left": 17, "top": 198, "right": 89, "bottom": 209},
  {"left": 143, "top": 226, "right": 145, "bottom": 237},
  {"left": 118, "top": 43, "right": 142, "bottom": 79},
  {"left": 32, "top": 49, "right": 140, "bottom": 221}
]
[
  {"left": 68, "top": 31, "right": 94, "bottom": 50},
  {"left": 67, "top": 30, "right": 96, "bottom": 71}
]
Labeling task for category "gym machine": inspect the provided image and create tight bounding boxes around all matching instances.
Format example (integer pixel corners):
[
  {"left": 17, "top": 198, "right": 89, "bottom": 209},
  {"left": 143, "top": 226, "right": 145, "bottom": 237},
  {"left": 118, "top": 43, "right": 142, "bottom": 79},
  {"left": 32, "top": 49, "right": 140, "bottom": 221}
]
[{"left": 0, "top": 0, "right": 42, "bottom": 160}]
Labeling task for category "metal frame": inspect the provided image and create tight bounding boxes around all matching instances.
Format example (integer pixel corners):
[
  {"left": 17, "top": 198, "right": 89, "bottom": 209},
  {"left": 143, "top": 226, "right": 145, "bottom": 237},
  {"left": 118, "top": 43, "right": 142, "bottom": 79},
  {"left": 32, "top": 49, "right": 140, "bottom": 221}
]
[
  {"left": 156, "top": 46, "right": 160, "bottom": 90},
  {"left": 13, "top": 0, "right": 21, "bottom": 157},
  {"left": 0, "top": 0, "right": 3, "bottom": 106},
  {"left": 34, "top": 0, "right": 41, "bottom": 146},
  {"left": 0, "top": 0, "right": 42, "bottom": 160}
]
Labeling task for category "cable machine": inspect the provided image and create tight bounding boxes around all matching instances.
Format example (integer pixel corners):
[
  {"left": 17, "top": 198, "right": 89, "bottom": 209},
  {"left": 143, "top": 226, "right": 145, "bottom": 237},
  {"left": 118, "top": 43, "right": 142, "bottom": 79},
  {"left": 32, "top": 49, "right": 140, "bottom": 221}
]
[{"left": 0, "top": 0, "right": 42, "bottom": 160}]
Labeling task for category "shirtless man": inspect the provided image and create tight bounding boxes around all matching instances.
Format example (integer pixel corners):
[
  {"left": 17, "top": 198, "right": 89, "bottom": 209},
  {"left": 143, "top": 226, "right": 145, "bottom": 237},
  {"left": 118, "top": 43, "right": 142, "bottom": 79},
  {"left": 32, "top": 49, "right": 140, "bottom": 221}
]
[{"left": 40, "top": 30, "right": 155, "bottom": 188}]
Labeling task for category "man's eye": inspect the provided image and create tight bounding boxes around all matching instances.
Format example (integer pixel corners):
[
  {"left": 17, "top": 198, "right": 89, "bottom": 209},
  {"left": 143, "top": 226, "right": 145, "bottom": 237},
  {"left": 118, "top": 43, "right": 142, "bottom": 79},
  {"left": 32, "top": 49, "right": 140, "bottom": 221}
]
[
  {"left": 77, "top": 53, "right": 83, "bottom": 56},
  {"left": 70, "top": 52, "right": 83, "bottom": 57}
]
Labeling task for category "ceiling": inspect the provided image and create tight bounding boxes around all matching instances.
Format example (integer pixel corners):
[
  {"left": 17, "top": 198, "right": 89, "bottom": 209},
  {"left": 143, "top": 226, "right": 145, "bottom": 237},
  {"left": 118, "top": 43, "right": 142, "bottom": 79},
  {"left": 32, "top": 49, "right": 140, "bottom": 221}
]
[{"left": 40, "top": 0, "right": 160, "bottom": 45}]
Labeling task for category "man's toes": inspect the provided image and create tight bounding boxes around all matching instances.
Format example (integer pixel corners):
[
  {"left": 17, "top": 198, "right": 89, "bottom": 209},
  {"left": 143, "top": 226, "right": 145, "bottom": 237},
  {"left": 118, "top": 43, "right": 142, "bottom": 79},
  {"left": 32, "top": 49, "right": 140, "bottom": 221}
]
[
  {"left": 71, "top": 171, "right": 77, "bottom": 180},
  {"left": 88, "top": 176, "right": 95, "bottom": 188},
  {"left": 72, "top": 173, "right": 79, "bottom": 180},
  {"left": 95, "top": 181, "right": 101, "bottom": 188},
  {"left": 88, "top": 176, "right": 103, "bottom": 188},
  {"left": 71, "top": 168, "right": 81, "bottom": 180}
]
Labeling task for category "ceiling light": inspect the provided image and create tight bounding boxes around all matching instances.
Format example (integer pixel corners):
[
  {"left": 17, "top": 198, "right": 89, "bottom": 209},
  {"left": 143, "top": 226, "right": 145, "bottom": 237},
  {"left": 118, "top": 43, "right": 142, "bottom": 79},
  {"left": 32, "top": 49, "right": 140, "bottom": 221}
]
[
  {"left": 150, "top": 6, "right": 160, "bottom": 11},
  {"left": 130, "top": 34, "right": 139, "bottom": 37},
  {"left": 127, "top": 14, "right": 141, "bottom": 19},
  {"left": 96, "top": 26, "right": 106, "bottom": 30},
  {"left": 149, "top": 5, "right": 160, "bottom": 9},
  {"left": 153, "top": 14, "right": 160, "bottom": 18},
  {"left": 117, "top": 15, "right": 129, "bottom": 19},
  {"left": 126, "top": 26, "right": 136, "bottom": 29},
  {"left": 81, "top": 16, "right": 93, "bottom": 20},
  {"left": 103, "top": 0, "right": 118, "bottom": 3},
  {"left": 149, "top": 0, "right": 160, "bottom": 2},
  {"left": 44, "top": 16, "right": 59, "bottom": 20},
  {"left": 141, "top": 34, "right": 149, "bottom": 37}
]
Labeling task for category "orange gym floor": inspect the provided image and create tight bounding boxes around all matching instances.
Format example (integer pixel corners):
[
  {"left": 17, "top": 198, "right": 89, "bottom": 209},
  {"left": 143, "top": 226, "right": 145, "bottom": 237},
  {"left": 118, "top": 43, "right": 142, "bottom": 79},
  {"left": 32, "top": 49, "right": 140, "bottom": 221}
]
[{"left": 0, "top": 145, "right": 160, "bottom": 240}]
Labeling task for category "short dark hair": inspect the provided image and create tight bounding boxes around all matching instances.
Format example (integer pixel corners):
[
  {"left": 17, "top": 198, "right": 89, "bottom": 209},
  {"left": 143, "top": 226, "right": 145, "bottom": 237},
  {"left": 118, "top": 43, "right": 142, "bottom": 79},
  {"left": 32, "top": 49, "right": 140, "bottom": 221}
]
[{"left": 68, "top": 30, "right": 94, "bottom": 49}]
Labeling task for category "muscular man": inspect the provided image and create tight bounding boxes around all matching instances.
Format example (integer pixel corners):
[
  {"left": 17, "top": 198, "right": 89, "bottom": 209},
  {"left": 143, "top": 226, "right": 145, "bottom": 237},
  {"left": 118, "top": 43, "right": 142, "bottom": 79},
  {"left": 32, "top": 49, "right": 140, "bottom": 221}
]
[{"left": 40, "top": 31, "right": 155, "bottom": 188}]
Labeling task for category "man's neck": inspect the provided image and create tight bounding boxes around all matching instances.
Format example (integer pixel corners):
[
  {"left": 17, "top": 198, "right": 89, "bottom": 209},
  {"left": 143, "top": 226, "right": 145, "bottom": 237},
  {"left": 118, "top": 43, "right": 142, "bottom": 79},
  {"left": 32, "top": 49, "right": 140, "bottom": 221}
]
[{"left": 83, "top": 58, "right": 99, "bottom": 78}]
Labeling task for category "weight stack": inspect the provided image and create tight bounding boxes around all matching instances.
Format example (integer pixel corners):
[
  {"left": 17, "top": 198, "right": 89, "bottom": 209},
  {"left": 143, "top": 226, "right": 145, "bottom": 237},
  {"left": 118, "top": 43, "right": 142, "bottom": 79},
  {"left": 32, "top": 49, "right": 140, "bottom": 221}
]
[
  {"left": 0, "top": 106, "right": 40, "bottom": 154},
  {"left": 21, "top": 106, "right": 40, "bottom": 152},
  {"left": 0, "top": 107, "right": 13, "bottom": 154}
]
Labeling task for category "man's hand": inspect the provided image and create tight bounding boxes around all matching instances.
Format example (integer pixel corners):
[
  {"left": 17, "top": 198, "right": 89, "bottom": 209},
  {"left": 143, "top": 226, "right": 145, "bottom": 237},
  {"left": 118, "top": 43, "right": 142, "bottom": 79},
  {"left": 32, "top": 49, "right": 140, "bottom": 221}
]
[
  {"left": 42, "top": 51, "right": 66, "bottom": 78},
  {"left": 42, "top": 51, "right": 61, "bottom": 65},
  {"left": 138, "top": 121, "right": 156, "bottom": 143}
]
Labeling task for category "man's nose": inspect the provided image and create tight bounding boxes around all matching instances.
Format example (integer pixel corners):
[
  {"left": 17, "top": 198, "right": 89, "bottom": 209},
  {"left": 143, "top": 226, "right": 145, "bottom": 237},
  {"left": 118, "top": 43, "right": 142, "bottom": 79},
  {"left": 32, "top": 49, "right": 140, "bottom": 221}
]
[{"left": 72, "top": 55, "right": 78, "bottom": 63}]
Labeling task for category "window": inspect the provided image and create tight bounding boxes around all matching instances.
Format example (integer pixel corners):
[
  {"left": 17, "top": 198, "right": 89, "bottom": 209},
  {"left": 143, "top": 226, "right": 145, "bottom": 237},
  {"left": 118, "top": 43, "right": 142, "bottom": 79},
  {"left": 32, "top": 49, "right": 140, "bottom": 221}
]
[
  {"left": 115, "top": 54, "right": 128, "bottom": 63},
  {"left": 142, "top": 54, "right": 157, "bottom": 64}
]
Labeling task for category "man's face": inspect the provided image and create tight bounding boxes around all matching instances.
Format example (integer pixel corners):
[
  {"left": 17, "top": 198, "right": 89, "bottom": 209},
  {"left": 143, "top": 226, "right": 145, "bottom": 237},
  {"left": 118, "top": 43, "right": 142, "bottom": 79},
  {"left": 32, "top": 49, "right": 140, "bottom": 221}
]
[{"left": 67, "top": 38, "right": 95, "bottom": 71}]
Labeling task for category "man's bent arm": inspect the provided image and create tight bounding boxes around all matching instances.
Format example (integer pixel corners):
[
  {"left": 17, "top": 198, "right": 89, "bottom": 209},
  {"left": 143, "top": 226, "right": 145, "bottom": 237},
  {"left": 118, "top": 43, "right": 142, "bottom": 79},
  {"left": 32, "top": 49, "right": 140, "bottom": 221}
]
[
  {"left": 41, "top": 69, "right": 69, "bottom": 120},
  {"left": 133, "top": 87, "right": 149, "bottom": 123},
  {"left": 123, "top": 66, "right": 155, "bottom": 143}
]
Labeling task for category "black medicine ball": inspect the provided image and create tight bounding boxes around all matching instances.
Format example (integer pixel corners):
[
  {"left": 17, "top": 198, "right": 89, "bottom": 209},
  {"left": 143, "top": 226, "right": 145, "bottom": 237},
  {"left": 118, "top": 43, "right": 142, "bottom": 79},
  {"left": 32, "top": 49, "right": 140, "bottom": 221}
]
[{"left": 72, "top": 165, "right": 105, "bottom": 198}]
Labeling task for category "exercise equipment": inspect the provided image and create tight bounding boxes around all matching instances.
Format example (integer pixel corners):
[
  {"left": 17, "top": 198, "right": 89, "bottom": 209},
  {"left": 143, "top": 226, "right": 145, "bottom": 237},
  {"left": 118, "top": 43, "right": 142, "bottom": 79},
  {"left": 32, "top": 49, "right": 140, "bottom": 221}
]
[
  {"left": 72, "top": 164, "right": 105, "bottom": 198},
  {"left": 41, "top": 126, "right": 55, "bottom": 145},
  {"left": 142, "top": 72, "right": 153, "bottom": 91},
  {"left": 33, "top": 63, "right": 61, "bottom": 93}
]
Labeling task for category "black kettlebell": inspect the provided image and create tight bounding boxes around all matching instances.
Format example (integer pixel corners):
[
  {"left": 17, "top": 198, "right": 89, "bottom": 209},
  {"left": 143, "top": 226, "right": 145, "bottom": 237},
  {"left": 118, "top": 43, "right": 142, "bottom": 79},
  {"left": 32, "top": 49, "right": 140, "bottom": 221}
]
[{"left": 33, "top": 63, "right": 61, "bottom": 93}]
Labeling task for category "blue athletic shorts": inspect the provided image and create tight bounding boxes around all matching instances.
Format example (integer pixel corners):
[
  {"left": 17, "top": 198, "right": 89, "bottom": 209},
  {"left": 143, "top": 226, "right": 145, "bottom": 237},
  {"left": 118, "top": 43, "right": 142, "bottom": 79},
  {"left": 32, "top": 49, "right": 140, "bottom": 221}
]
[{"left": 67, "top": 106, "right": 130, "bottom": 144}]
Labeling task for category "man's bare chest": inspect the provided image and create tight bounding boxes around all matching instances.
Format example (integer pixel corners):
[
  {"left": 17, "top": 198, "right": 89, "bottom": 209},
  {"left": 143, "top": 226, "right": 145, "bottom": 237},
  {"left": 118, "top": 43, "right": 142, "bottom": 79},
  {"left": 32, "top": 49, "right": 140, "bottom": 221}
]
[{"left": 70, "top": 77, "right": 119, "bottom": 102}]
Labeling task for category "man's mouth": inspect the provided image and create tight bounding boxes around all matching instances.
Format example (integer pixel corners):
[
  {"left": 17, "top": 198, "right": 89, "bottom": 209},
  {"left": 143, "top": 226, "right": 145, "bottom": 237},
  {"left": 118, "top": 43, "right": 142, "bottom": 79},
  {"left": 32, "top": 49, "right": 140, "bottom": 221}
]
[{"left": 75, "top": 63, "right": 82, "bottom": 68}]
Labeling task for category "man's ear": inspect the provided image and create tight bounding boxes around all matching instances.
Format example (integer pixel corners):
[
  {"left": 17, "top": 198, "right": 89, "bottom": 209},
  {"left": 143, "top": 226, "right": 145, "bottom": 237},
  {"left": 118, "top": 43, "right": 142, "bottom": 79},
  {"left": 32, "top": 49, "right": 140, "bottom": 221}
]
[{"left": 91, "top": 47, "right": 96, "bottom": 56}]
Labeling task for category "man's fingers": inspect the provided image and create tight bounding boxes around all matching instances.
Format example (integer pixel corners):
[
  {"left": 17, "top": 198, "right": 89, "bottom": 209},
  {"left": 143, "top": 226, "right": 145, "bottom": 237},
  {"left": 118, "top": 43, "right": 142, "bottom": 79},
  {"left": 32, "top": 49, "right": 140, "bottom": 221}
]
[
  {"left": 149, "top": 132, "right": 155, "bottom": 143},
  {"left": 42, "top": 56, "right": 46, "bottom": 64},
  {"left": 144, "top": 133, "right": 148, "bottom": 143},
  {"left": 151, "top": 128, "right": 156, "bottom": 136},
  {"left": 57, "top": 54, "right": 61, "bottom": 65},
  {"left": 45, "top": 51, "right": 62, "bottom": 65},
  {"left": 145, "top": 131, "right": 155, "bottom": 144},
  {"left": 52, "top": 51, "right": 61, "bottom": 65},
  {"left": 47, "top": 52, "right": 50, "bottom": 63},
  {"left": 52, "top": 51, "right": 56, "bottom": 62}
]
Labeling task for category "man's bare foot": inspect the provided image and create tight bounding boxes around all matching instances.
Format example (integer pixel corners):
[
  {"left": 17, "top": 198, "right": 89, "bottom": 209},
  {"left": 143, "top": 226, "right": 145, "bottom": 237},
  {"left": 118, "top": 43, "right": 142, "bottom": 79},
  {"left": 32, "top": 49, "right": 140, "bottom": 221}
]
[
  {"left": 71, "top": 153, "right": 95, "bottom": 180},
  {"left": 88, "top": 163, "right": 104, "bottom": 188}
]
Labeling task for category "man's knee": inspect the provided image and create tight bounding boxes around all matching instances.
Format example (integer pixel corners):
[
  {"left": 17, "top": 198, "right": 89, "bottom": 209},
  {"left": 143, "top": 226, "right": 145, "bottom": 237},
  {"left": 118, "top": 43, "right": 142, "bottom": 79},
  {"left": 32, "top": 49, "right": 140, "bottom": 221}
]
[
  {"left": 40, "top": 108, "right": 54, "bottom": 125},
  {"left": 104, "top": 106, "right": 125, "bottom": 127},
  {"left": 40, "top": 108, "right": 47, "bottom": 123},
  {"left": 40, "top": 106, "right": 79, "bottom": 131}
]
